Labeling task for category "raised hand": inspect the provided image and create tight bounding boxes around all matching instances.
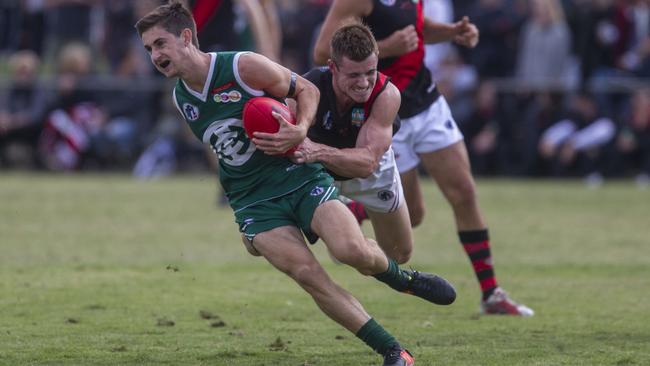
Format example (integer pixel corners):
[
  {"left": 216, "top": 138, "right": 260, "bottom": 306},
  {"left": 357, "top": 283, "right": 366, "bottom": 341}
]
[
  {"left": 378, "top": 25, "right": 419, "bottom": 58},
  {"left": 453, "top": 16, "right": 479, "bottom": 48}
]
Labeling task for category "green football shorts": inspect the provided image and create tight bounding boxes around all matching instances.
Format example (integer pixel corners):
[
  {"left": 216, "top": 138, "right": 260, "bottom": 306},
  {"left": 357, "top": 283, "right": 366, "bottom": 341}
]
[{"left": 234, "top": 174, "right": 338, "bottom": 244}]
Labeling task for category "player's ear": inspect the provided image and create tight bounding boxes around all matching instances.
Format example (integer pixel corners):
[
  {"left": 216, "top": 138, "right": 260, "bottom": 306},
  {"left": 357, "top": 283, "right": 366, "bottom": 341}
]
[
  {"left": 181, "top": 28, "right": 192, "bottom": 47},
  {"left": 327, "top": 59, "right": 336, "bottom": 73}
]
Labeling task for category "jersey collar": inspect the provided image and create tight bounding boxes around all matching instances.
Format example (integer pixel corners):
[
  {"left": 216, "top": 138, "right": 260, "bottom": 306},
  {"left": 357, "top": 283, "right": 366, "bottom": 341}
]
[{"left": 181, "top": 52, "right": 217, "bottom": 102}]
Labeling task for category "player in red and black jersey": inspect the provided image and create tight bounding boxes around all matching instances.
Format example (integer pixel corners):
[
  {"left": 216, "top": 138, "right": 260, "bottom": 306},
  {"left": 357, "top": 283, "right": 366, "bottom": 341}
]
[
  {"left": 294, "top": 23, "right": 459, "bottom": 366},
  {"left": 299, "top": 31, "right": 409, "bottom": 263},
  {"left": 313, "top": 0, "right": 534, "bottom": 317}
]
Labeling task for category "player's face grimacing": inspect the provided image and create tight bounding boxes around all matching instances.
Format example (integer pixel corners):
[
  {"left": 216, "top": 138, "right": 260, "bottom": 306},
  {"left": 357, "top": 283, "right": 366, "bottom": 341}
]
[
  {"left": 331, "top": 54, "right": 378, "bottom": 104},
  {"left": 141, "top": 26, "right": 186, "bottom": 78}
]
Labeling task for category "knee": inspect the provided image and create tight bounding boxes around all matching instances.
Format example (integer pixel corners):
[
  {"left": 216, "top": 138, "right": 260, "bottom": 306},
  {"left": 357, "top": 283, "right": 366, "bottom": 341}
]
[
  {"left": 331, "top": 239, "right": 376, "bottom": 273},
  {"left": 445, "top": 179, "right": 477, "bottom": 208}
]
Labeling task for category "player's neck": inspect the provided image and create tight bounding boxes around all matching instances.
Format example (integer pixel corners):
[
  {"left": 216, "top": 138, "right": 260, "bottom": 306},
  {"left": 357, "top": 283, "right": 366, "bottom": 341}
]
[
  {"left": 332, "top": 85, "right": 355, "bottom": 114},
  {"left": 180, "top": 51, "right": 212, "bottom": 92}
]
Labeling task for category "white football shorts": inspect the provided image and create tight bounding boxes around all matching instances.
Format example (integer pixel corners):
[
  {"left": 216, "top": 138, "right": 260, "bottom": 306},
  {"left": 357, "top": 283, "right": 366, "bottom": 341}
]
[
  {"left": 335, "top": 147, "right": 404, "bottom": 213},
  {"left": 392, "top": 95, "right": 464, "bottom": 173}
]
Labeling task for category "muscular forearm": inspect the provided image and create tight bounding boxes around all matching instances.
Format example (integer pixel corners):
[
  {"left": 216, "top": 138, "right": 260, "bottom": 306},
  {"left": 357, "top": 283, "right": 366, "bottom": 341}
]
[
  {"left": 294, "top": 83, "right": 320, "bottom": 132},
  {"left": 311, "top": 143, "right": 378, "bottom": 178}
]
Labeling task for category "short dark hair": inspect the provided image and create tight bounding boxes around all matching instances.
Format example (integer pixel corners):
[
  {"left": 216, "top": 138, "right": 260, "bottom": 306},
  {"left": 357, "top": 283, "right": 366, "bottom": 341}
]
[
  {"left": 135, "top": 1, "right": 199, "bottom": 48},
  {"left": 330, "top": 23, "right": 378, "bottom": 64}
]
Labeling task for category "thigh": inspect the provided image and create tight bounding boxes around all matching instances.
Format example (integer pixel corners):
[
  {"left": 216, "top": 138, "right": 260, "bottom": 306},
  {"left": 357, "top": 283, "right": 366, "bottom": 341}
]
[
  {"left": 419, "top": 140, "right": 474, "bottom": 194},
  {"left": 310, "top": 200, "right": 365, "bottom": 252},
  {"left": 293, "top": 175, "right": 339, "bottom": 243},
  {"left": 251, "top": 225, "right": 317, "bottom": 274},
  {"left": 399, "top": 167, "right": 425, "bottom": 226}
]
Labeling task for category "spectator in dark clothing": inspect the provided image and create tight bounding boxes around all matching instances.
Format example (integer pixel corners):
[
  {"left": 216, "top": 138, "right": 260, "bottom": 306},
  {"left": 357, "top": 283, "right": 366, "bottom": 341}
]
[
  {"left": 611, "top": 88, "right": 650, "bottom": 185},
  {"left": 567, "top": 0, "right": 619, "bottom": 84},
  {"left": 465, "top": 0, "right": 526, "bottom": 77},
  {"left": 458, "top": 81, "right": 500, "bottom": 175},
  {"left": 0, "top": 0, "right": 22, "bottom": 52}
]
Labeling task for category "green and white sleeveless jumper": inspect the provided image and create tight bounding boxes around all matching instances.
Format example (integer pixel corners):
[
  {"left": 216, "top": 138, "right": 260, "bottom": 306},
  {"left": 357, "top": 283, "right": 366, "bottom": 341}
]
[{"left": 172, "top": 52, "right": 326, "bottom": 212}]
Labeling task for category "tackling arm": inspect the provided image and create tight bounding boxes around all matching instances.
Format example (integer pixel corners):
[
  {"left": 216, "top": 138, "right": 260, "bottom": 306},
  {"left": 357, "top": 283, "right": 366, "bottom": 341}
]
[{"left": 293, "top": 83, "right": 400, "bottom": 178}]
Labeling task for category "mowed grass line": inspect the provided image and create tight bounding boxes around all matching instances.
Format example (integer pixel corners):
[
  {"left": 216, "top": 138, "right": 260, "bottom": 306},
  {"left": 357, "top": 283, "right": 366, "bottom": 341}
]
[{"left": 1, "top": 173, "right": 649, "bottom": 365}]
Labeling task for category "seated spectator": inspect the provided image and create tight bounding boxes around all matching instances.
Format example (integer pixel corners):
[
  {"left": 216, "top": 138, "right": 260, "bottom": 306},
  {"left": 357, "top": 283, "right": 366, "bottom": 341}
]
[
  {"left": 0, "top": 50, "right": 48, "bottom": 168},
  {"left": 538, "top": 91, "right": 616, "bottom": 183},
  {"left": 37, "top": 42, "right": 106, "bottom": 171}
]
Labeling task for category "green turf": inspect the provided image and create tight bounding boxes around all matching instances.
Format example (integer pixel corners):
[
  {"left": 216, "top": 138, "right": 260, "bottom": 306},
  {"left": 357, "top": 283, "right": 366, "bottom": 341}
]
[{"left": 1, "top": 173, "right": 649, "bottom": 365}]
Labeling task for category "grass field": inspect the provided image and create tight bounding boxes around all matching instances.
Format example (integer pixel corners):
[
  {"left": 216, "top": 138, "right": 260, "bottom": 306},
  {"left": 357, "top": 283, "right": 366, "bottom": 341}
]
[{"left": 1, "top": 173, "right": 649, "bottom": 366}]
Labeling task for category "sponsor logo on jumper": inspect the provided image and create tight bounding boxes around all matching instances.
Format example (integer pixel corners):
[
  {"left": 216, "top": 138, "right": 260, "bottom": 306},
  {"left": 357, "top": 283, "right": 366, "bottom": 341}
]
[
  {"left": 213, "top": 90, "right": 242, "bottom": 103},
  {"left": 380, "top": 0, "right": 396, "bottom": 6}
]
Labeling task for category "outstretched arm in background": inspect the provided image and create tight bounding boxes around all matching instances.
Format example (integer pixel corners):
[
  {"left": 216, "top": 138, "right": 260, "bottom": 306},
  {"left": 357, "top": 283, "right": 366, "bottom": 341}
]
[{"left": 313, "top": 0, "right": 373, "bottom": 65}]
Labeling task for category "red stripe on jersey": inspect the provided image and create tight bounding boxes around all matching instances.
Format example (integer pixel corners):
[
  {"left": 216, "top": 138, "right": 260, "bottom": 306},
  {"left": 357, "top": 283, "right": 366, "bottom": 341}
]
[
  {"left": 381, "top": 1, "right": 424, "bottom": 91},
  {"left": 193, "top": 0, "right": 224, "bottom": 33}
]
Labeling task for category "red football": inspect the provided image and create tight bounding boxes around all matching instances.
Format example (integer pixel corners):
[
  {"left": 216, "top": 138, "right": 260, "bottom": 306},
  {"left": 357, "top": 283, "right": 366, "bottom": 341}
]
[{"left": 242, "top": 96, "right": 297, "bottom": 155}]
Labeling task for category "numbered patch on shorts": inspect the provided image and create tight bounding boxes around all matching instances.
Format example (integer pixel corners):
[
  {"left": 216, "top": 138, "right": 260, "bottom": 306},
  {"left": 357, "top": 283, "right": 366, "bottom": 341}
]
[
  {"left": 241, "top": 217, "right": 255, "bottom": 232},
  {"left": 377, "top": 190, "right": 395, "bottom": 201},
  {"left": 310, "top": 186, "right": 324, "bottom": 196}
]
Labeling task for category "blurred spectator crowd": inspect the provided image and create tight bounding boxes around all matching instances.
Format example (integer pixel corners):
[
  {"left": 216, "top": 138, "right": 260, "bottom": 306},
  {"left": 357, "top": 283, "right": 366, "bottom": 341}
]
[{"left": 0, "top": 0, "right": 648, "bottom": 184}]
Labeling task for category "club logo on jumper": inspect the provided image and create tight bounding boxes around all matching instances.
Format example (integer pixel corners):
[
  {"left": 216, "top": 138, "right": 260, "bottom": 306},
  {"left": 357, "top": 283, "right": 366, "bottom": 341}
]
[
  {"left": 182, "top": 103, "right": 200, "bottom": 121},
  {"left": 444, "top": 119, "right": 454, "bottom": 130},
  {"left": 213, "top": 90, "right": 242, "bottom": 103},
  {"left": 310, "top": 186, "right": 324, "bottom": 196},
  {"left": 378, "top": 190, "right": 395, "bottom": 201},
  {"left": 351, "top": 108, "right": 365, "bottom": 127},
  {"left": 323, "top": 111, "right": 333, "bottom": 130},
  {"left": 380, "top": 0, "right": 396, "bottom": 6}
]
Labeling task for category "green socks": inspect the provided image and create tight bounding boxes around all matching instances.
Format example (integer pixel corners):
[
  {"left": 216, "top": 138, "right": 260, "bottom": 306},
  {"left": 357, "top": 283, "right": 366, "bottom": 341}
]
[
  {"left": 356, "top": 318, "right": 399, "bottom": 355},
  {"left": 372, "top": 258, "right": 412, "bottom": 291}
]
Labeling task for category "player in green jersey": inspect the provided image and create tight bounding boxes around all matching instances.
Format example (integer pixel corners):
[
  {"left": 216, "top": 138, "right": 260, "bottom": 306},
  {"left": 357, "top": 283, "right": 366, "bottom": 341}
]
[{"left": 136, "top": 2, "right": 454, "bottom": 364}]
